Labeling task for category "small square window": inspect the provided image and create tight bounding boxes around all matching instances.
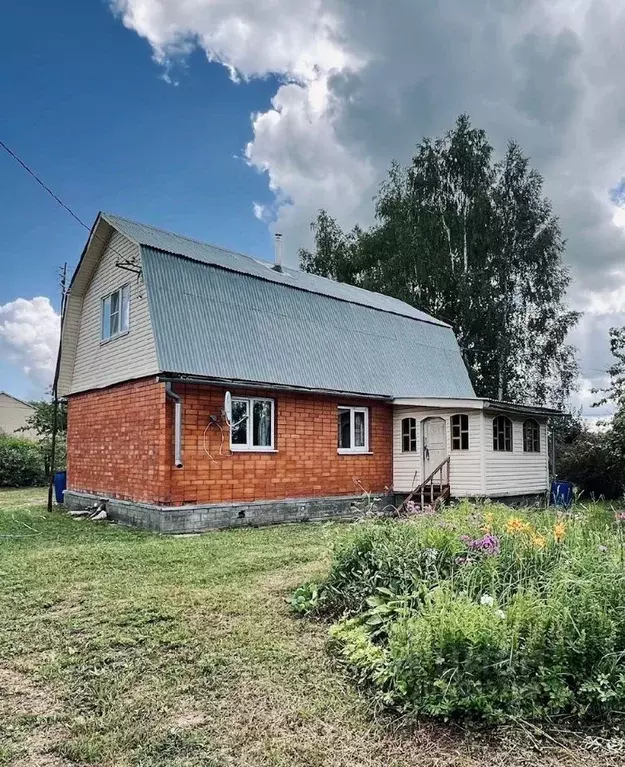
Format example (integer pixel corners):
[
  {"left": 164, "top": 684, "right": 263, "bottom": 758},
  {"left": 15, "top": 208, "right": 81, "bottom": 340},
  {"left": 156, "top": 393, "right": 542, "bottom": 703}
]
[
  {"left": 230, "top": 397, "right": 275, "bottom": 451},
  {"left": 337, "top": 407, "right": 369, "bottom": 454}
]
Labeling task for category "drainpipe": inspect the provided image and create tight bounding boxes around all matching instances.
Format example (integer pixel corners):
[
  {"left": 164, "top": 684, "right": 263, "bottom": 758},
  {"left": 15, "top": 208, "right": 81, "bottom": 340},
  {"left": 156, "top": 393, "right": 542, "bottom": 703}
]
[{"left": 165, "top": 382, "right": 183, "bottom": 468}]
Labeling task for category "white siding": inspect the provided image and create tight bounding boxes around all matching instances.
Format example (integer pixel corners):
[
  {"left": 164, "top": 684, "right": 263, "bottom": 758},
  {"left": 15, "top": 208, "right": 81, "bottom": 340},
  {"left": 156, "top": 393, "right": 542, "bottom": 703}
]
[
  {"left": 57, "top": 293, "right": 83, "bottom": 396},
  {"left": 69, "top": 231, "right": 159, "bottom": 394},
  {"left": 484, "top": 417, "right": 549, "bottom": 496},
  {"left": 0, "top": 394, "right": 36, "bottom": 439},
  {"left": 392, "top": 407, "right": 484, "bottom": 496}
]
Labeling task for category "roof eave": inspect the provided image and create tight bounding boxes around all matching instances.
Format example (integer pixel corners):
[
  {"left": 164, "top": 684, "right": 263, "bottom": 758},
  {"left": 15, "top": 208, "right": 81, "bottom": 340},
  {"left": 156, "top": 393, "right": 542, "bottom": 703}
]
[
  {"left": 392, "top": 396, "right": 563, "bottom": 417},
  {"left": 484, "top": 400, "right": 563, "bottom": 418},
  {"left": 157, "top": 373, "right": 393, "bottom": 401}
]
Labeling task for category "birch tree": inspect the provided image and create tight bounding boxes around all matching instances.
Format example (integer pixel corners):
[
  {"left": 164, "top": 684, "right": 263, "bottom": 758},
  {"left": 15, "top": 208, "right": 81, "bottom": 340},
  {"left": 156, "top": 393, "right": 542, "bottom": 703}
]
[{"left": 299, "top": 115, "right": 579, "bottom": 406}]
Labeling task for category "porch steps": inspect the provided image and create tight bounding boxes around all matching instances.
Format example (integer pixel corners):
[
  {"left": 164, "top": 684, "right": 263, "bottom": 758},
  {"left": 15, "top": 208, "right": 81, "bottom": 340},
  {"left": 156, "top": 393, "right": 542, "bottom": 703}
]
[{"left": 400, "top": 456, "right": 450, "bottom": 512}]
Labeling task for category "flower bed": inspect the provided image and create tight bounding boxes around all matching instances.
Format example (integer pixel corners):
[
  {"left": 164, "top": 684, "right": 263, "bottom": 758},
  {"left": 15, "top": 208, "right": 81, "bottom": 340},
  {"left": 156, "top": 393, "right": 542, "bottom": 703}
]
[{"left": 292, "top": 502, "right": 625, "bottom": 722}]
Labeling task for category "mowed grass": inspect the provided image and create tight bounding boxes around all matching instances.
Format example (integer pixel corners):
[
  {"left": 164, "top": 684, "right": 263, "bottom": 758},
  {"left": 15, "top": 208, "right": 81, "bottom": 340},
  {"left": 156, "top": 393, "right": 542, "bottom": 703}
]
[{"left": 0, "top": 489, "right": 622, "bottom": 767}]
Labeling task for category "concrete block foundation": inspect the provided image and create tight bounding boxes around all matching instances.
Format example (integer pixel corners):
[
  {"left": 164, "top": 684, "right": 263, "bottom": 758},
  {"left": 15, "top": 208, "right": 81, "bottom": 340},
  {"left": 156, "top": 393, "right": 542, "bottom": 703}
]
[{"left": 63, "top": 490, "right": 394, "bottom": 534}]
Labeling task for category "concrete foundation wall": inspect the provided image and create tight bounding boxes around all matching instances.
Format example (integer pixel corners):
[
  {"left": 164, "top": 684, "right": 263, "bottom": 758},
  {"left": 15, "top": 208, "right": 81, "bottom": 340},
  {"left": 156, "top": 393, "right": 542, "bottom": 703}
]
[
  {"left": 64, "top": 489, "right": 394, "bottom": 533},
  {"left": 393, "top": 492, "right": 547, "bottom": 508}
]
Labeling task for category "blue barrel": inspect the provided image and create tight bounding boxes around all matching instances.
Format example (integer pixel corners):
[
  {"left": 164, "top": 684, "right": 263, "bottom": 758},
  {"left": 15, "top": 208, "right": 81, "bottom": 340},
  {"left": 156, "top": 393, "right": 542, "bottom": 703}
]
[
  {"left": 550, "top": 480, "right": 573, "bottom": 507},
  {"left": 53, "top": 471, "right": 67, "bottom": 504}
]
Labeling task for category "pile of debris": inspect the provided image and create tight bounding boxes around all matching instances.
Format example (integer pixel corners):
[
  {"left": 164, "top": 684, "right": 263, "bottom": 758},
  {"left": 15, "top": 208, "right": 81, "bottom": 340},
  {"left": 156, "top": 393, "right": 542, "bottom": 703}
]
[{"left": 68, "top": 500, "right": 108, "bottom": 522}]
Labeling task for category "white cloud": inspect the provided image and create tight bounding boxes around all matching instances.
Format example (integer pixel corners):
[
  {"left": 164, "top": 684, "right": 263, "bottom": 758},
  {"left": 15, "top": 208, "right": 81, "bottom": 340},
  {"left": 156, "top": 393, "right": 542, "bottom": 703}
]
[
  {"left": 110, "top": 0, "right": 625, "bottom": 409},
  {"left": 613, "top": 206, "right": 625, "bottom": 230},
  {"left": 252, "top": 202, "right": 265, "bottom": 221},
  {"left": 0, "top": 297, "right": 60, "bottom": 390}
]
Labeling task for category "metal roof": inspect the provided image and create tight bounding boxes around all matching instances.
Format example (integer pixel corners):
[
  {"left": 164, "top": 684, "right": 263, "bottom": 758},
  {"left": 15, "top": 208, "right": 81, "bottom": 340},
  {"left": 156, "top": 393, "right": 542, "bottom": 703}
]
[
  {"left": 102, "top": 213, "right": 447, "bottom": 327},
  {"left": 141, "top": 247, "right": 475, "bottom": 399}
]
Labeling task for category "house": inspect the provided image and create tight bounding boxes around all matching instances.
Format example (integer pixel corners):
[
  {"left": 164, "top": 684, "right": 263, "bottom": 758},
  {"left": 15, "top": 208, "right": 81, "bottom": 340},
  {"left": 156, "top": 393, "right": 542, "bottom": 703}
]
[
  {"left": 0, "top": 392, "right": 36, "bottom": 439},
  {"left": 58, "top": 212, "right": 559, "bottom": 532}
]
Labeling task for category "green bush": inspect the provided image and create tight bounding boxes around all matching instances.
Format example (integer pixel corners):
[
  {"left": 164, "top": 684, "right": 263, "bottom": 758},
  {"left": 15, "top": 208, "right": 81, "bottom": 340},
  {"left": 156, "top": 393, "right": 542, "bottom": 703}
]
[
  {"left": 557, "top": 431, "right": 624, "bottom": 499},
  {"left": 296, "top": 503, "right": 625, "bottom": 722},
  {"left": 0, "top": 434, "right": 47, "bottom": 487}
]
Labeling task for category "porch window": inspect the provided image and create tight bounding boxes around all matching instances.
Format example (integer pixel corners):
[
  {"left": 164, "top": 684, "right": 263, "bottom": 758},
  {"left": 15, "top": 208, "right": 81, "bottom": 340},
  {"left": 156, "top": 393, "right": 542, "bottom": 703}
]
[
  {"left": 451, "top": 414, "right": 469, "bottom": 450},
  {"left": 101, "top": 284, "right": 130, "bottom": 341},
  {"left": 401, "top": 417, "right": 417, "bottom": 452},
  {"left": 493, "top": 415, "right": 513, "bottom": 452},
  {"left": 523, "top": 419, "right": 540, "bottom": 452},
  {"left": 230, "top": 397, "right": 274, "bottom": 451},
  {"left": 338, "top": 406, "right": 369, "bottom": 453}
]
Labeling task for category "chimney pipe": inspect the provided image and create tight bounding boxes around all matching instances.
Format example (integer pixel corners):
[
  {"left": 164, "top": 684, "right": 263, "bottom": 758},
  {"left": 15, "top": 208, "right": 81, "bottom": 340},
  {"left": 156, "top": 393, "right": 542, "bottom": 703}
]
[{"left": 273, "top": 233, "right": 283, "bottom": 272}]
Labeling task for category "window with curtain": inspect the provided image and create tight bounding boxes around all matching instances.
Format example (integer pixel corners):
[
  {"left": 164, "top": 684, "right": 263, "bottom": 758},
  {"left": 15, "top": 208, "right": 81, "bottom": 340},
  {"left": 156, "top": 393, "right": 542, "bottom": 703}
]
[
  {"left": 401, "top": 417, "right": 417, "bottom": 452},
  {"left": 493, "top": 415, "right": 513, "bottom": 451},
  {"left": 523, "top": 419, "right": 540, "bottom": 452},
  {"left": 451, "top": 414, "right": 469, "bottom": 450},
  {"left": 337, "top": 406, "right": 369, "bottom": 453},
  {"left": 230, "top": 397, "right": 274, "bottom": 451}
]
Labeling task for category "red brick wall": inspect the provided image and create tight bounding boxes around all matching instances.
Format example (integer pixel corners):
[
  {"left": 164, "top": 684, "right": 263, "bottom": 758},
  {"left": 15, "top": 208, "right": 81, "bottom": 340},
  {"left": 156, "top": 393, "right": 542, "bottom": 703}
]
[
  {"left": 68, "top": 378, "right": 393, "bottom": 506},
  {"left": 67, "top": 378, "right": 170, "bottom": 504}
]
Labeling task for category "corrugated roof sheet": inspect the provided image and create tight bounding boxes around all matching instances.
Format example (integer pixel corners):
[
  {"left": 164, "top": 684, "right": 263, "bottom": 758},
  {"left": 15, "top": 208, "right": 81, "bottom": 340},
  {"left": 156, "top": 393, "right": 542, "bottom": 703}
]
[
  {"left": 103, "top": 212, "right": 447, "bottom": 327},
  {"left": 141, "top": 247, "right": 475, "bottom": 398}
]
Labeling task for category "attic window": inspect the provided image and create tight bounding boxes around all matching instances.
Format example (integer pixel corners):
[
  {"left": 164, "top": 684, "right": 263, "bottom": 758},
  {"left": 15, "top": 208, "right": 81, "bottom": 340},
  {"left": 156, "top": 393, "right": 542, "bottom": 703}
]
[{"left": 101, "top": 284, "right": 130, "bottom": 341}]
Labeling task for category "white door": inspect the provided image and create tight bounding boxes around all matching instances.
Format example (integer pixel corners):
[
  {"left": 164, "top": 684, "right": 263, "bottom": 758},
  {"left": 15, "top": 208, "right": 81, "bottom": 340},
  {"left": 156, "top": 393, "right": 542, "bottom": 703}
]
[{"left": 422, "top": 417, "right": 447, "bottom": 478}]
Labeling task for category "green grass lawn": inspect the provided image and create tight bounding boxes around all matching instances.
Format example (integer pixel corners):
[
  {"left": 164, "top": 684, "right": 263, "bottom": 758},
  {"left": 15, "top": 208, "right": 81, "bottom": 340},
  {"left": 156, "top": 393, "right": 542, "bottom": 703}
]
[{"left": 0, "top": 488, "right": 622, "bottom": 767}]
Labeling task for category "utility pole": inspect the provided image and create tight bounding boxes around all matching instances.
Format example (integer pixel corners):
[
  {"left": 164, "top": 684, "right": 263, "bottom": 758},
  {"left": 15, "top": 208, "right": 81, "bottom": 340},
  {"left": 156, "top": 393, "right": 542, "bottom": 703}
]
[{"left": 47, "top": 263, "right": 68, "bottom": 513}]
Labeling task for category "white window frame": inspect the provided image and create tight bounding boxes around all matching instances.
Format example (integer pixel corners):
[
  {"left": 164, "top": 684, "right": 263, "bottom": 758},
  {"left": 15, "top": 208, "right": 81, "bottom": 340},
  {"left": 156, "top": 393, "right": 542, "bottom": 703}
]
[
  {"left": 451, "top": 413, "right": 470, "bottom": 451},
  {"left": 401, "top": 417, "right": 417, "bottom": 453},
  {"left": 101, "top": 283, "right": 130, "bottom": 342},
  {"left": 523, "top": 419, "right": 541, "bottom": 453},
  {"left": 492, "top": 415, "right": 513, "bottom": 452},
  {"left": 230, "top": 397, "right": 275, "bottom": 452},
  {"left": 337, "top": 406, "right": 369, "bottom": 454}
]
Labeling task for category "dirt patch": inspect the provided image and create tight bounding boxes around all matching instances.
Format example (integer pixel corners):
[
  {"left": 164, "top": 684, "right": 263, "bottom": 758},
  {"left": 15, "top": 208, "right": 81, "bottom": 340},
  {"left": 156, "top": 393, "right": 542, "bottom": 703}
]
[
  {"left": 171, "top": 711, "right": 207, "bottom": 730},
  {"left": 0, "top": 667, "right": 59, "bottom": 717},
  {"left": 0, "top": 668, "right": 72, "bottom": 766},
  {"left": 11, "top": 725, "right": 72, "bottom": 767}
]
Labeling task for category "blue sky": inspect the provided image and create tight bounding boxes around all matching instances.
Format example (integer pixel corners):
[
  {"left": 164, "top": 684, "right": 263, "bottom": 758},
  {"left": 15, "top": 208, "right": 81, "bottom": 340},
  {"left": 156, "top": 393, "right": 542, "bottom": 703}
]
[
  {"left": 2, "top": 0, "right": 625, "bottom": 417},
  {"left": 0, "top": 0, "right": 277, "bottom": 398}
]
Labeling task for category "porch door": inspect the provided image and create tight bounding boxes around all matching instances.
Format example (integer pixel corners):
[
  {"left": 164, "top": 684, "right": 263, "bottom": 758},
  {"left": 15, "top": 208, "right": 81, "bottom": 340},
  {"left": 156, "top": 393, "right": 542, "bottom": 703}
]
[{"left": 422, "top": 417, "right": 448, "bottom": 478}]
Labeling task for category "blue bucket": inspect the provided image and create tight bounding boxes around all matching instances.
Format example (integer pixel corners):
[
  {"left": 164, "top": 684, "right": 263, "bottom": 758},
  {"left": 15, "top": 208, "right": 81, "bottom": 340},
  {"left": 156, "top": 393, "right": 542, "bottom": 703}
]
[
  {"left": 53, "top": 471, "right": 67, "bottom": 504},
  {"left": 550, "top": 480, "right": 573, "bottom": 507}
]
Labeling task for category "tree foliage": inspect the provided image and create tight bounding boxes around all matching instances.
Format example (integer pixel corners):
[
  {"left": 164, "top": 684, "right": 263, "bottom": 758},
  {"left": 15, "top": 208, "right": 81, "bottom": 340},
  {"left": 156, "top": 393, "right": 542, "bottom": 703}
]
[
  {"left": 299, "top": 115, "right": 579, "bottom": 406},
  {"left": 19, "top": 398, "right": 67, "bottom": 476},
  {"left": 0, "top": 435, "right": 47, "bottom": 488},
  {"left": 592, "top": 326, "right": 625, "bottom": 466}
]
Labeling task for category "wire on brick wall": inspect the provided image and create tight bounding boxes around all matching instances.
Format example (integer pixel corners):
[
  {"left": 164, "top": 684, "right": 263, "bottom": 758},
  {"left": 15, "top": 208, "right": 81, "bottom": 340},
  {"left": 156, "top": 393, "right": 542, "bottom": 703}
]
[{"left": 203, "top": 418, "right": 226, "bottom": 464}]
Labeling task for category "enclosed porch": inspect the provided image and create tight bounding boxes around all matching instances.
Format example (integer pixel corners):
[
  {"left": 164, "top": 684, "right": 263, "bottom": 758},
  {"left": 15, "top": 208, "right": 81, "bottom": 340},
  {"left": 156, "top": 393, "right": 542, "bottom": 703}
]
[{"left": 392, "top": 397, "right": 558, "bottom": 504}]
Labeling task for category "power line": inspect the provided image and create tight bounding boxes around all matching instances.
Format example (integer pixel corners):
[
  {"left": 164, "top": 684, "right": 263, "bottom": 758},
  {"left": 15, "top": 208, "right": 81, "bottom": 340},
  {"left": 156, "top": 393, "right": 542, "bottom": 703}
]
[
  {"left": 0, "top": 139, "right": 91, "bottom": 233},
  {"left": 0, "top": 137, "right": 140, "bottom": 273}
]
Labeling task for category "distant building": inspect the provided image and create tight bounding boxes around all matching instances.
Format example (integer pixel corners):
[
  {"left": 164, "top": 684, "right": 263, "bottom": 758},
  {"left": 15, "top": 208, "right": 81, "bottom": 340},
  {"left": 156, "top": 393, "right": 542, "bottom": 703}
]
[{"left": 0, "top": 392, "right": 36, "bottom": 440}]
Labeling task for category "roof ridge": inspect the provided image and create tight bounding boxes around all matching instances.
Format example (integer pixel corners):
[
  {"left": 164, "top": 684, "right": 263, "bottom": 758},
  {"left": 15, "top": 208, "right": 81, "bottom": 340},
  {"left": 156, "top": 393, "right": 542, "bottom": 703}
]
[
  {"left": 103, "top": 212, "right": 448, "bottom": 328},
  {"left": 0, "top": 391, "right": 34, "bottom": 407},
  {"left": 103, "top": 212, "right": 274, "bottom": 267}
]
